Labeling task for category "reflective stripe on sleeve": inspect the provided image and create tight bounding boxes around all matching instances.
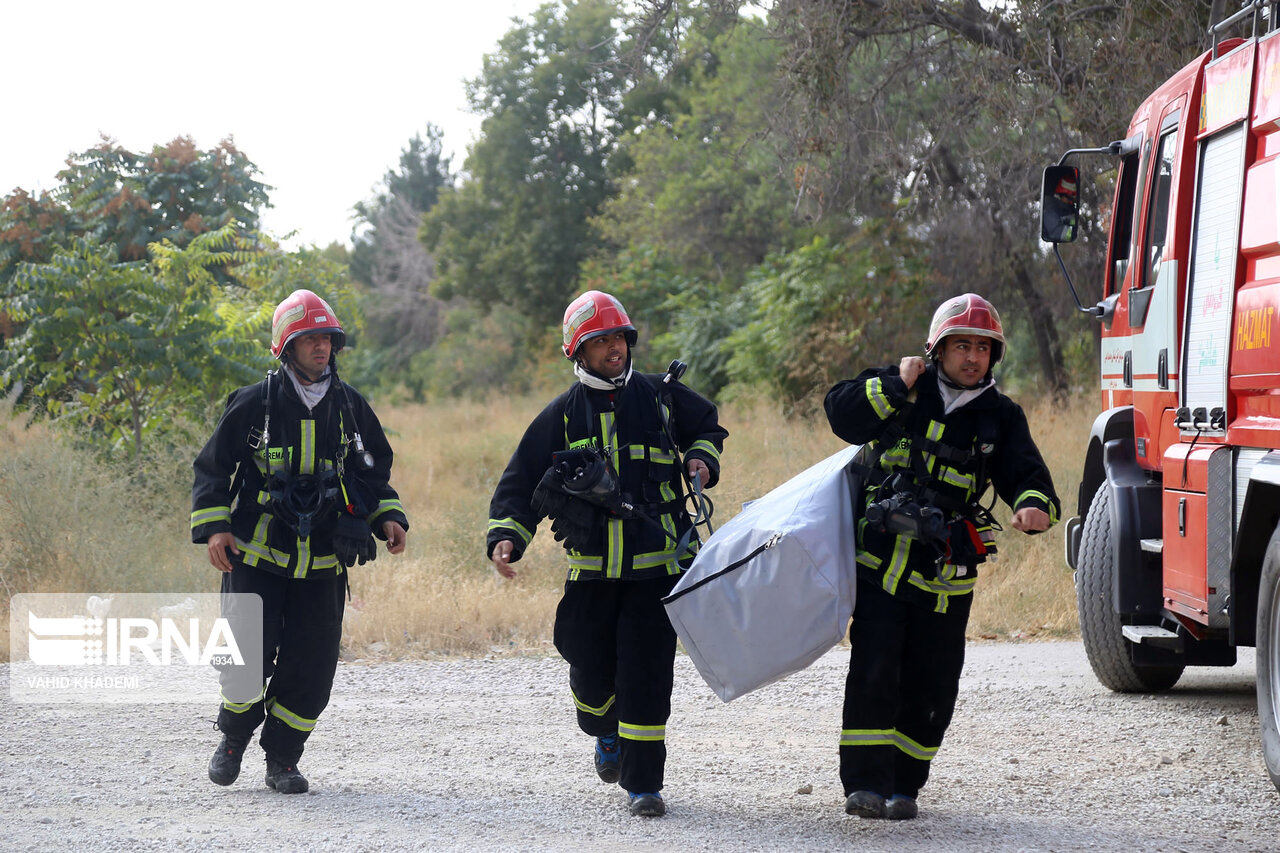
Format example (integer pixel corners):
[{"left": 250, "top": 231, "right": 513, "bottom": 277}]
[
  {"left": 865, "top": 377, "right": 893, "bottom": 420},
  {"left": 489, "top": 517, "right": 534, "bottom": 547},
  {"left": 191, "top": 506, "right": 231, "bottom": 528}
]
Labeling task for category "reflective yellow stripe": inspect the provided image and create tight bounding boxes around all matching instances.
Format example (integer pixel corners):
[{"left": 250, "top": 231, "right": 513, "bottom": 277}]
[
  {"left": 369, "top": 499, "right": 405, "bottom": 526},
  {"left": 938, "top": 467, "right": 973, "bottom": 490},
  {"left": 905, "top": 572, "right": 975, "bottom": 613},
  {"left": 840, "top": 728, "right": 938, "bottom": 761},
  {"left": 572, "top": 689, "right": 616, "bottom": 717},
  {"left": 922, "top": 420, "right": 944, "bottom": 476},
  {"left": 241, "top": 516, "right": 282, "bottom": 568},
  {"left": 687, "top": 439, "right": 719, "bottom": 462},
  {"left": 648, "top": 447, "right": 677, "bottom": 464},
  {"left": 567, "top": 554, "right": 604, "bottom": 571},
  {"left": 606, "top": 516, "right": 624, "bottom": 578},
  {"left": 191, "top": 506, "right": 231, "bottom": 528},
  {"left": 840, "top": 728, "right": 895, "bottom": 748},
  {"left": 1015, "top": 490, "right": 1059, "bottom": 524},
  {"left": 865, "top": 377, "right": 893, "bottom": 420},
  {"left": 601, "top": 411, "right": 625, "bottom": 579},
  {"left": 881, "top": 443, "right": 910, "bottom": 469},
  {"left": 220, "top": 682, "right": 266, "bottom": 713},
  {"left": 881, "top": 536, "right": 911, "bottom": 594},
  {"left": 300, "top": 420, "right": 316, "bottom": 475},
  {"left": 267, "top": 698, "right": 318, "bottom": 732},
  {"left": 890, "top": 730, "right": 937, "bottom": 761},
  {"left": 294, "top": 534, "right": 311, "bottom": 579},
  {"left": 489, "top": 517, "right": 534, "bottom": 547},
  {"left": 618, "top": 722, "right": 665, "bottom": 742}
]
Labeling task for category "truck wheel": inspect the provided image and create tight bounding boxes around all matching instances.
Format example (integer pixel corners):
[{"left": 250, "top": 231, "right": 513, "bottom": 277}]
[
  {"left": 1256, "top": 525, "right": 1280, "bottom": 792},
  {"left": 1076, "top": 482, "right": 1184, "bottom": 692}
]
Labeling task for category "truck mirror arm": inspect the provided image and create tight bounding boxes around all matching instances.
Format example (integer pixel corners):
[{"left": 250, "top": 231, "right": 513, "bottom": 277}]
[
  {"left": 1056, "top": 139, "right": 1135, "bottom": 166},
  {"left": 1055, "top": 245, "right": 1106, "bottom": 319}
]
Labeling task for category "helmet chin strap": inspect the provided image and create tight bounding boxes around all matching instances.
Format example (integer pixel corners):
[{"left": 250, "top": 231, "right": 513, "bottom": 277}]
[{"left": 284, "top": 349, "right": 331, "bottom": 385}]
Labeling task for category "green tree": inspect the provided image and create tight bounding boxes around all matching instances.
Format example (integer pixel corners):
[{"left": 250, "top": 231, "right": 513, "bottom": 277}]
[
  {"left": 0, "top": 225, "right": 361, "bottom": 459},
  {"left": 422, "top": 0, "right": 629, "bottom": 330},
  {"left": 0, "top": 135, "right": 270, "bottom": 285},
  {"left": 725, "top": 226, "right": 930, "bottom": 408},
  {"left": 0, "top": 228, "right": 265, "bottom": 458},
  {"left": 593, "top": 16, "right": 797, "bottom": 284}
]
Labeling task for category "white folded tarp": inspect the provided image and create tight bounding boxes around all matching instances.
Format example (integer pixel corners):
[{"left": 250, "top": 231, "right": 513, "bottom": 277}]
[{"left": 663, "top": 444, "right": 863, "bottom": 701}]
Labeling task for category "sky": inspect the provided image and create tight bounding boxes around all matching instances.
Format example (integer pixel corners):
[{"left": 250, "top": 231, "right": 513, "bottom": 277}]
[{"left": 4, "top": 0, "right": 549, "bottom": 249}]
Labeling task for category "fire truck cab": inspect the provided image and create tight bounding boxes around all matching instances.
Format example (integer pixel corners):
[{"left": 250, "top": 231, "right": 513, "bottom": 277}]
[{"left": 1044, "top": 2, "right": 1280, "bottom": 793}]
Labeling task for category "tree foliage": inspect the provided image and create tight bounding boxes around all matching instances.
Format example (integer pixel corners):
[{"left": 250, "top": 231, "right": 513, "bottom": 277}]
[
  {"left": 350, "top": 128, "right": 455, "bottom": 373},
  {"left": 0, "top": 227, "right": 265, "bottom": 458},
  {"left": 3, "top": 1, "right": 1245, "bottom": 417},
  {"left": 593, "top": 17, "right": 797, "bottom": 284},
  {"left": 0, "top": 223, "right": 360, "bottom": 459},
  {"left": 724, "top": 225, "right": 930, "bottom": 408},
  {"left": 0, "top": 135, "right": 270, "bottom": 286},
  {"left": 422, "top": 0, "right": 631, "bottom": 329}
]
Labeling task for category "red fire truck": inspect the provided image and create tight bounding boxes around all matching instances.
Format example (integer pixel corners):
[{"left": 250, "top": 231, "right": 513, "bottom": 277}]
[{"left": 1043, "top": 2, "right": 1280, "bottom": 792}]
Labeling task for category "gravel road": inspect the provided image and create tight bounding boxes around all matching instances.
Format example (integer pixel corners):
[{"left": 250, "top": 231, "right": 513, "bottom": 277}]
[{"left": 2, "top": 640, "right": 1278, "bottom": 853}]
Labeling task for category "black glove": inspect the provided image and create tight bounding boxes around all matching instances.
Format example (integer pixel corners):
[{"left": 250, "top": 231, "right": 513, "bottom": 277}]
[
  {"left": 548, "top": 515, "right": 592, "bottom": 553},
  {"left": 333, "top": 512, "right": 377, "bottom": 567},
  {"left": 532, "top": 465, "right": 603, "bottom": 552},
  {"left": 531, "top": 467, "right": 569, "bottom": 521}
]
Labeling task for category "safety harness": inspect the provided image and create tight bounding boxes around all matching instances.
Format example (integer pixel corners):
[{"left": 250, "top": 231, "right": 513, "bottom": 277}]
[
  {"left": 245, "top": 363, "right": 379, "bottom": 567},
  {"left": 851, "top": 393, "right": 1002, "bottom": 570},
  {"left": 533, "top": 362, "right": 714, "bottom": 563}
]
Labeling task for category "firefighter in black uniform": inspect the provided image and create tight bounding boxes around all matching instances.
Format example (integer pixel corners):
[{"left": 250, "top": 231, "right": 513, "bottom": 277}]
[
  {"left": 824, "top": 293, "right": 1058, "bottom": 821},
  {"left": 192, "top": 289, "right": 408, "bottom": 794},
  {"left": 487, "top": 290, "right": 727, "bottom": 818}
]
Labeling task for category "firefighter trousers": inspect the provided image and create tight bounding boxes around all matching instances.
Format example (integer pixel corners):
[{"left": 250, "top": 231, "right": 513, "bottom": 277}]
[
  {"left": 553, "top": 574, "right": 679, "bottom": 794},
  {"left": 215, "top": 565, "right": 346, "bottom": 766},
  {"left": 839, "top": 577, "right": 972, "bottom": 799}
]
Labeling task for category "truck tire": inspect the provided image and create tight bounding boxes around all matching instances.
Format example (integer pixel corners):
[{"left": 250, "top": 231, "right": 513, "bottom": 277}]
[
  {"left": 1076, "top": 482, "right": 1184, "bottom": 692},
  {"left": 1256, "top": 524, "right": 1280, "bottom": 792}
]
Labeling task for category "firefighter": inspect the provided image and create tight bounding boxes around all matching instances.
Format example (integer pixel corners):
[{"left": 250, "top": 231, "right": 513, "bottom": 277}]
[
  {"left": 1042, "top": 173, "right": 1079, "bottom": 243},
  {"left": 824, "top": 293, "right": 1059, "bottom": 820},
  {"left": 487, "top": 290, "right": 728, "bottom": 817},
  {"left": 191, "top": 289, "right": 408, "bottom": 794}
]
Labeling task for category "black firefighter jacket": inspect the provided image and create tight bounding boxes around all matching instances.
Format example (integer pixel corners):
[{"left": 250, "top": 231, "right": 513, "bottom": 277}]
[
  {"left": 825, "top": 363, "right": 1059, "bottom": 613},
  {"left": 487, "top": 373, "right": 728, "bottom": 582},
  {"left": 191, "top": 371, "right": 408, "bottom": 579}
]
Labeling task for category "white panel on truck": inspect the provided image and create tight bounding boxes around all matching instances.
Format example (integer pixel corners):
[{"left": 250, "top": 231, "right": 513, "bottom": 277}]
[{"left": 1183, "top": 124, "right": 1245, "bottom": 417}]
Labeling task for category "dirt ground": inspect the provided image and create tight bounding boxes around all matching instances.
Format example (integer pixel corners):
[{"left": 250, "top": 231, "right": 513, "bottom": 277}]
[{"left": 2, "top": 641, "right": 1278, "bottom": 853}]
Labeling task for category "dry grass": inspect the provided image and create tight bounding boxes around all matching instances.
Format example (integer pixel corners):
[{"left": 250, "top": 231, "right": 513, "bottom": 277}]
[{"left": 0, "top": 388, "right": 1097, "bottom": 662}]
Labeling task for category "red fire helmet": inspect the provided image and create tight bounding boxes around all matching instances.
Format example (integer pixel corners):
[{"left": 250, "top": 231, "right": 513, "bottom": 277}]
[
  {"left": 270, "top": 289, "right": 346, "bottom": 359},
  {"left": 924, "top": 293, "right": 1005, "bottom": 364},
  {"left": 561, "top": 290, "right": 637, "bottom": 359}
]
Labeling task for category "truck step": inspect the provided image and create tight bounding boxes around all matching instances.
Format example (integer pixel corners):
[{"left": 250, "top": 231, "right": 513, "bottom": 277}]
[
  {"left": 1122, "top": 624, "right": 1180, "bottom": 645},
  {"left": 1139, "top": 538, "right": 1164, "bottom": 554}
]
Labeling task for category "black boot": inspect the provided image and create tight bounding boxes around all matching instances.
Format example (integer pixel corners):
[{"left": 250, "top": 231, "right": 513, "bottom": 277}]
[
  {"left": 208, "top": 734, "right": 250, "bottom": 786},
  {"left": 265, "top": 757, "right": 309, "bottom": 794}
]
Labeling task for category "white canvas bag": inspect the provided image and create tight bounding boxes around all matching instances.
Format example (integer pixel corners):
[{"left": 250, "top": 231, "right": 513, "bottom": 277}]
[{"left": 663, "top": 444, "right": 863, "bottom": 701}]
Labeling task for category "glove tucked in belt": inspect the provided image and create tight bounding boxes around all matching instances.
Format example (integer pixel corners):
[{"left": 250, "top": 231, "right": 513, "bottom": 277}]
[
  {"left": 333, "top": 512, "right": 377, "bottom": 567},
  {"left": 532, "top": 466, "right": 604, "bottom": 554}
]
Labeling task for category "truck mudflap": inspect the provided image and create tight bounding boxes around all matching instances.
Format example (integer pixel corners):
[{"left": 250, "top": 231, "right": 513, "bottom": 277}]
[{"left": 1099, "top": 437, "right": 1164, "bottom": 616}]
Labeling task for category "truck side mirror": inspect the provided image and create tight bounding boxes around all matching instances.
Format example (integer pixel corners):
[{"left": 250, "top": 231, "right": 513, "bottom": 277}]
[{"left": 1040, "top": 165, "right": 1080, "bottom": 244}]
